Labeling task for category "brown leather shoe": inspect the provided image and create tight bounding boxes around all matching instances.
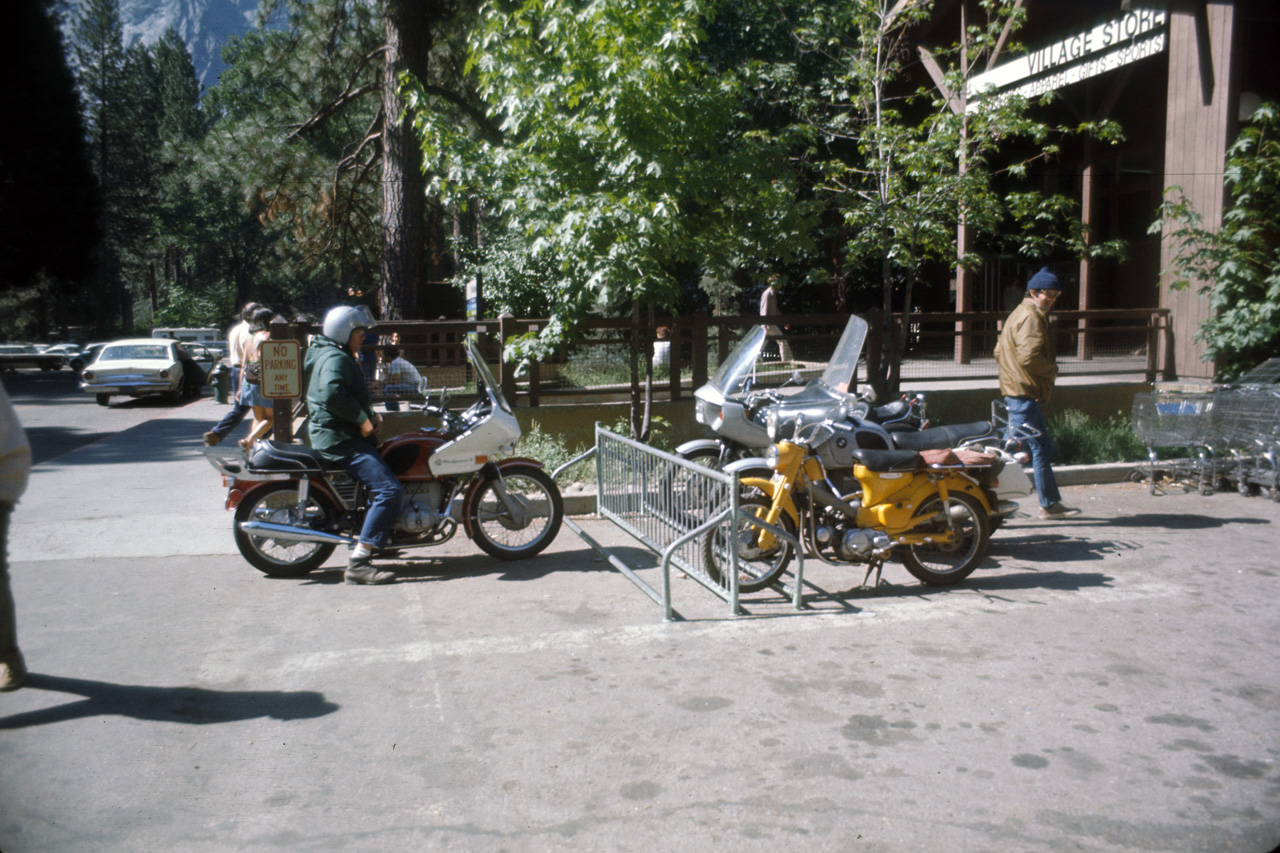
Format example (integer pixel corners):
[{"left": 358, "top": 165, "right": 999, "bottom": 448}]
[{"left": 203, "top": 431, "right": 222, "bottom": 446}]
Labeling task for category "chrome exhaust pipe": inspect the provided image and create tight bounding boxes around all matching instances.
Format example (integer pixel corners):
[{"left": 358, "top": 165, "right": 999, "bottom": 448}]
[{"left": 237, "top": 520, "right": 356, "bottom": 547}]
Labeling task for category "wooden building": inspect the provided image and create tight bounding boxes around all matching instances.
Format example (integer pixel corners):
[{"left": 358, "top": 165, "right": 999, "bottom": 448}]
[{"left": 919, "top": 0, "right": 1280, "bottom": 380}]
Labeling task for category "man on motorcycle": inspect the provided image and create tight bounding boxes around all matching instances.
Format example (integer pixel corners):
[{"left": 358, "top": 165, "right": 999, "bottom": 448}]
[
  {"left": 304, "top": 305, "right": 403, "bottom": 585},
  {"left": 995, "top": 267, "right": 1080, "bottom": 519}
]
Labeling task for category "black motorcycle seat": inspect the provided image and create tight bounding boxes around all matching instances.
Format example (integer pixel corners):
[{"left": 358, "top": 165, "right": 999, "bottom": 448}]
[
  {"left": 248, "top": 440, "right": 331, "bottom": 474},
  {"left": 871, "top": 400, "right": 910, "bottom": 422},
  {"left": 889, "top": 421, "right": 994, "bottom": 452},
  {"left": 847, "top": 448, "right": 921, "bottom": 472}
]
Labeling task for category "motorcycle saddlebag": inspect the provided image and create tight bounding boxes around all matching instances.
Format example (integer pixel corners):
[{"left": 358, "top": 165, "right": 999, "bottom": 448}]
[{"left": 248, "top": 440, "right": 328, "bottom": 475}]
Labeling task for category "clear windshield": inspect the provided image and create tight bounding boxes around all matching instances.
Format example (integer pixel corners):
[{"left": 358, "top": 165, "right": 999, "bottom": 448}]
[
  {"left": 465, "top": 336, "right": 513, "bottom": 414},
  {"left": 707, "top": 325, "right": 768, "bottom": 396},
  {"left": 816, "top": 315, "right": 867, "bottom": 394}
]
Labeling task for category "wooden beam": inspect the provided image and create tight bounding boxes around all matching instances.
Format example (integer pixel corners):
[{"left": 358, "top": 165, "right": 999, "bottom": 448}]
[
  {"left": 918, "top": 45, "right": 963, "bottom": 115},
  {"left": 986, "top": 0, "right": 1025, "bottom": 71}
]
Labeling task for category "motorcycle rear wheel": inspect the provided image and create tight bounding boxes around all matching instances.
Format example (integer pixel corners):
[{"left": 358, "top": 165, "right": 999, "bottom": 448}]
[
  {"left": 899, "top": 492, "right": 990, "bottom": 585},
  {"left": 702, "top": 495, "right": 795, "bottom": 593},
  {"left": 468, "top": 465, "right": 564, "bottom": 560},
  {"left": 234, "top": 482, "right": 338, "bottom": 576}
]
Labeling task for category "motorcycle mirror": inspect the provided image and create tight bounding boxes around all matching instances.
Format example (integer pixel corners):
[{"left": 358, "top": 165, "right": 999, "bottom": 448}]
[
  {"left": 857, "top": 384, "right": 877, "bottom": 403},
  {"left": 790, "top": 369, "right": 804, "bottom": 385}
]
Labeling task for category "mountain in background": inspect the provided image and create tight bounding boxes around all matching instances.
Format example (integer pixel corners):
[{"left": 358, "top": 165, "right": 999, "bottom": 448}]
[{"left": 67, "top": 0, "right": 267, "bottom": 92}]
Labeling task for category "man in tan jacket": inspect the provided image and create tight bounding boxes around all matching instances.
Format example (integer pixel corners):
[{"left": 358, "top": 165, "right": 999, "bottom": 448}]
[{"left": 995, "top": 267, "right": 1080, "bottom": 519}]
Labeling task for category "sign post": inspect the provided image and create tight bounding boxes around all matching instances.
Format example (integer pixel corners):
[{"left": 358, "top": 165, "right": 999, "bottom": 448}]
[{"left": 263, "top": 330, "right": 303, "bottom": 442}]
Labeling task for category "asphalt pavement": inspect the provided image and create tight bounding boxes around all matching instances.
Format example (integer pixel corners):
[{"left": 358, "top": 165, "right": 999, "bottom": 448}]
[{"left": 2, "top": 396, "right": 1280, "bottom": 852}]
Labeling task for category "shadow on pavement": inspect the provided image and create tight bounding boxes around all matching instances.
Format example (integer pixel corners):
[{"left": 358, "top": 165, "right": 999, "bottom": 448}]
[
  {"left": 0, "top": 674, "right": 338, "bottom": 729},
  {"left": 1097, "top": 512, "right": 1270, "bottom": 529},
  {"left": 283, "top": 545, "right": 621, "bottom": 586},
  {"left": 37, "top": 414, "right": 215, "bottom": 468}
]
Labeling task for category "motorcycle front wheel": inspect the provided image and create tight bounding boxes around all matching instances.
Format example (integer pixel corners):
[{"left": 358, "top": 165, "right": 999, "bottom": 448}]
[
  {"left": 468, "top": 465, "right": 564, "bottom": 560},
  {"left": 702, "top": 495, "right": 795, "bottom": 593},
  {"left": 233, "top": 482, "right": 338, "bottom": 576},
  {"left": 899, "top": 491, "right": 990, "bottom": 585}
]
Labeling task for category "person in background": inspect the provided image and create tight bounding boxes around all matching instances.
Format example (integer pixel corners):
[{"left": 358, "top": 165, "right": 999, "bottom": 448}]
[
  {"left": 759, "top": 272, "right": 794, "bottom": 363},
  {"left": 379, "top": 346, "right": 424, "bottom": 412},
  {"left": 652, "top": 326, "right": 671, "bottom": 370},
  {"left": 239, "top": 307, "right": 276, "bottom": 449},
  {"left": 205, "top": 302, "right": 263, "bottom": 446},
  {"left": 1, "top": 384, "right": 31, "bottom": 690},
  {"left": 995, "top": 267, "right": 1081, "bottom": 519},
  {"left": 304, "top": 305, "right": 401, "bottom": 585}
]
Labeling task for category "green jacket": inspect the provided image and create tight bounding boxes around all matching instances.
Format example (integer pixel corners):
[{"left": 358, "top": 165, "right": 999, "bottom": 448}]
[
  {"left": 995, "top": 297, "right": 1058, "bottom": 402},
  {"left": 303, "top": 334, "right": 376, "bottom": 461}
]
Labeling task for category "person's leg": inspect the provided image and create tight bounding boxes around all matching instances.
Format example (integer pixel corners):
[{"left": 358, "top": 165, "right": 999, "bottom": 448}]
[
  {"left": 0, "top": 503, "right": 26, "bottom": 690},
  {"left": 342, "top": 448, "right": 404, "bottom": 549},
  {"left": 1006, "top": 396, "right": 1061, "bottom": 507},
  {"left": 208, "top": 368, "right": 250, "bottom": 443},
  {"left": 340, "top": 449, "right": 401, "bottom": 584}
]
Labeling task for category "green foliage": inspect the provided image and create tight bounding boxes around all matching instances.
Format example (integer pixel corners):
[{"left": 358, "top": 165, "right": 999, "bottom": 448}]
[
  {"left": 1048, "top": 409, "right": 1147, "bottom": 466},
  {"left": 1151, "top": 102, "right": 1280, "bottom": 380},
  {"left": 415, "top": 0, "right": 812, "bottom": 361}
]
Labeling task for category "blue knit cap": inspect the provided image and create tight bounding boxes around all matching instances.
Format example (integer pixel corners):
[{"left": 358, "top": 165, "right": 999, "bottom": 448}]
[{"left": 1027, "top": 267, "right": 1061, "bottom": 290}]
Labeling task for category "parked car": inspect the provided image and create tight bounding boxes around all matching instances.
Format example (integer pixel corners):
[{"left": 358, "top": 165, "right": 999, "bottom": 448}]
[
  {"left": 66, "top": 342, "right": 109, "bottom": 373},
  {"left": 80, "top": 338, "right": 192, "bottom": 406},
  {"left": 0, "top": 344, "right": 65, "bottom": 371},
  {"left": 178, "top": 342, "right": 218, "bottom": 376},
  {"left": 38, "top": 343, "right": 82, "bottom": 359}
]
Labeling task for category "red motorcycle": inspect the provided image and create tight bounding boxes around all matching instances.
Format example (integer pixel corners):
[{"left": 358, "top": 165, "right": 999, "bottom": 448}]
[{"left": 203, "top": 337, "right": 563, "bottom": 576}]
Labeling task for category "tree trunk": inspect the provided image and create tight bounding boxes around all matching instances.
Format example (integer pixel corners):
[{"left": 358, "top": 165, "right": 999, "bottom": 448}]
[{"left": 379, "top": 0, "right": 434, "bottom": 321}]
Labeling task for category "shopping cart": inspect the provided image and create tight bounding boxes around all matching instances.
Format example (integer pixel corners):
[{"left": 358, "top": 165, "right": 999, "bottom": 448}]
[
  {"left": 1212, "top": 389, "right": 1280, "bottom": 499},
  {"left": 1130, "top": 392, "right": 1221, "bottom": 495}
]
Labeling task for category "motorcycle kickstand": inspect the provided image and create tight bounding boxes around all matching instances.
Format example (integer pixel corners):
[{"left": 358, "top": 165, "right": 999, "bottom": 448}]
[{"left": 858, "top": 560, "right": 886, "bottom": 589}]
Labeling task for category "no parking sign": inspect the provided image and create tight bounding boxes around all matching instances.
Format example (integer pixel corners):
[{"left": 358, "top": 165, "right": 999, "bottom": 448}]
[{"left": 261, "top": 340, "right": 301, "bottom": 399}]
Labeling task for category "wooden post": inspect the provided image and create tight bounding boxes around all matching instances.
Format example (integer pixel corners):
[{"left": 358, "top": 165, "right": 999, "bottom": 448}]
[{"left": 691, "top": 312, "right": 709, "bottom": 390}]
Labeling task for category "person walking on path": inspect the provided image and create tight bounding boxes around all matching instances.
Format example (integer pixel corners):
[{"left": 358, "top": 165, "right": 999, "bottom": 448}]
[
  {"left": 239, "top": 308, "right": 277, "bottom": 450},
  {"left": 304, "top": 305, "right": 401, "bottom": 585},
  {"left": 204, "top": 302, "right": 263, "bottom": 446},
  {"left": 759, "top": 273, "right": 794, "bottom": 363},
  {"left": 995, "top": 267, "right": 1080, "bottom": 519},
  {"left": 1, "top": 384, "right": 31, "bottom": 690}
]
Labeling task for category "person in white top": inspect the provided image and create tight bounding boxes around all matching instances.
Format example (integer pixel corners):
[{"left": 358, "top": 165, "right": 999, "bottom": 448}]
[
  {"left": 1, "top": 384, "right": 32, "bottom": 690},
  {"left": 379, "top": 346, "right": 425, "bottom": 412},
  {"left": 204, "top": 302, "right": 263, "bottom": 446}
]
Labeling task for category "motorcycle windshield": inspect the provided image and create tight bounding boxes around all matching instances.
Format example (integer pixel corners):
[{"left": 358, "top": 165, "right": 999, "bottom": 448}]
[
  {"left": 816, "top": 315, "right": 868, "bottom": 394},
  {"left": 707, "top": 325, "right": 768, "bottom": 398},
  {"left": 465, "top": 336, "right": 514, "bottom": 415}
]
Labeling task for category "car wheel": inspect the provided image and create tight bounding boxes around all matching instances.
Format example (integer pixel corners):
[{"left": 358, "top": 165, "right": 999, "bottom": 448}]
[{"left": 96, "top": 394, "right": 111, "bottom": 406}]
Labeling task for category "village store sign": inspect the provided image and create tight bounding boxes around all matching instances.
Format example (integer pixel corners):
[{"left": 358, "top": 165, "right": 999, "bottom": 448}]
[{"left": 967, "top": 6, "right": 1168, "bottom": 108}]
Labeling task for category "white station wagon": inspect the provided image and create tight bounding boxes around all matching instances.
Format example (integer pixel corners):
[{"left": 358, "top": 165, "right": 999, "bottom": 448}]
[{"left": 81, "top": 338, "right": 189, "bottom": 406}]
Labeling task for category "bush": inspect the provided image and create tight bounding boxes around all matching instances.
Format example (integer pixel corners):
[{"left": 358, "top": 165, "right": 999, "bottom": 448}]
[{"left": 1048, "top": 409, "right": 1147, "bottom": 465}]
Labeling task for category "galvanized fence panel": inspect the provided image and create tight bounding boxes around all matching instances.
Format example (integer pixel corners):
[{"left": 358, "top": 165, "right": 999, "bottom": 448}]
[{"left": 555, "top": 427, "right": 804, "bottom": 620}]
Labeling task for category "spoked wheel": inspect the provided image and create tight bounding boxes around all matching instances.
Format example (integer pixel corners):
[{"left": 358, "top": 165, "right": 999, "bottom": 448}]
[
  {"left": 468, "top": 465, "right": 564, "bottom": 560},
  {"left": 233, "top": 482, "right": 338, "bottom": 576},
  {"left": 702, "top": 495, "right": 795, "bottom": 593},
  {"left": 899, "top": 492, "right": 990, "bottom": 585}
]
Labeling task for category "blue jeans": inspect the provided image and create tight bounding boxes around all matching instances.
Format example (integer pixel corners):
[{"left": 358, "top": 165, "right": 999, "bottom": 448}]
[
  {"left": 1005, "top": 396, "right": 1061, "bottom": 508},
  {"left": 210, "top": 367, "right": 250, "bottom": 439},
  {"left": 340, "top": 446, "right": 403, "bottom": 549}
]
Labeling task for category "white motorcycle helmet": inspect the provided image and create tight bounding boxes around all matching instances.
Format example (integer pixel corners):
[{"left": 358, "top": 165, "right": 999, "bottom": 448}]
[{"left": 322, "top": 305, "right": 377, "bottom": 344}]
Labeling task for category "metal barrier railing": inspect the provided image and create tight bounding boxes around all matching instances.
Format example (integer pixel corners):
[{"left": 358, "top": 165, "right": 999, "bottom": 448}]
[{"left": 554, "top": 426, "right": 803, "bottom": 621}]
